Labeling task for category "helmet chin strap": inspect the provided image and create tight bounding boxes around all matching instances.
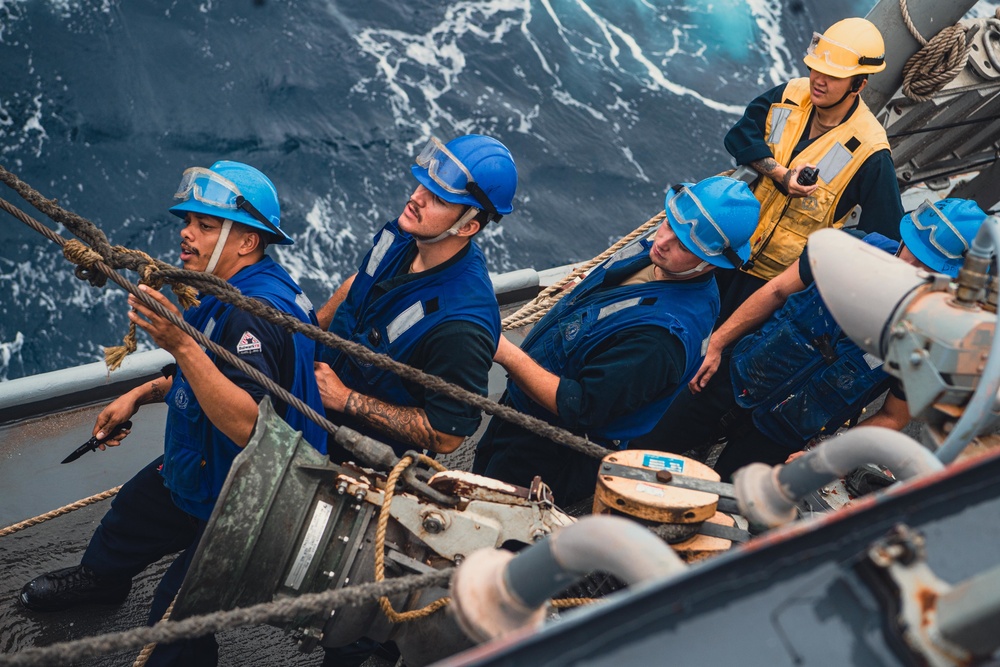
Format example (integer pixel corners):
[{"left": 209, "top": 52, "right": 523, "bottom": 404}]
[
  {"left": 204, "top": 219, "right": 233, "bottom": 275},
  {"left": 664, "top": 260, "right": 710, "bottom": 277},
  {"left": 420, "top": 206, "right": 479, "bottom": 244}
]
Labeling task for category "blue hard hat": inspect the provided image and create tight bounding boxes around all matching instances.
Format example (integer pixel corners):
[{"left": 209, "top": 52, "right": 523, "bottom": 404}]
[
  {"left": 664, "top": 176, "right": 761, "bottom": 269},
  {"left": 411, "top": 135, "right": 517, "bottom": 221},
  {"left": 900, "top": 198, "right": 986, "bottom": 277},
  {"left": 169, "top": 160, "right": 293, "bottom": 245}
]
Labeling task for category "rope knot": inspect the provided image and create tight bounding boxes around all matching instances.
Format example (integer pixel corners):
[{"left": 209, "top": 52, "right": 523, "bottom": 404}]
[{"left": 64, "top": 239, "right": 108, "bottom": 288}]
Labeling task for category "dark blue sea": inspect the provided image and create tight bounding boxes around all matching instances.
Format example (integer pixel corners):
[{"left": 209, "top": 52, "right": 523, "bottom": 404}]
[{"left": 0, "top": 0, "right": 889, "bottom": 380}]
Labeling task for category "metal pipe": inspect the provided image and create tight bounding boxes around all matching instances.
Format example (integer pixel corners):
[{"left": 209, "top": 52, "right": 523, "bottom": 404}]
[
  {"left": 734, "top": 427, "right": 943, "bottom": 529},
  {"left": 449, "top": 516, "right": 686, "bottom": 642},
  {"left": 505, "top": 515, "right": 687, "bottom": 608},
  {"left": 936, "top": 216, "right": 1000, "bottom": 463}
]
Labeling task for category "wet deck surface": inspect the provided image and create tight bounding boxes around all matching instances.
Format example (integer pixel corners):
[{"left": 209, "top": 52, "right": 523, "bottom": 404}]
[{"left": 0, "top": 388, "right": 493, "bottom": 665}]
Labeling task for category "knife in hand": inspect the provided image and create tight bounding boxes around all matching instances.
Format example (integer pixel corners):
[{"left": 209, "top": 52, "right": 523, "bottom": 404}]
[{"left": 61, "top": 420, "right": 133, "bottom": 464}]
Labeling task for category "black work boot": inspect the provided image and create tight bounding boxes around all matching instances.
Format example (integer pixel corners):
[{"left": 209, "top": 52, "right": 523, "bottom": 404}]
[{"left": 19, "top": 565, "right": 132, "bottom": 612}]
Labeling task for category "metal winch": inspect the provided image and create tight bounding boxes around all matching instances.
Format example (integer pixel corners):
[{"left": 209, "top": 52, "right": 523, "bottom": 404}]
[{"left": 171, "top": 400, "right": 572, "bottom": 666}]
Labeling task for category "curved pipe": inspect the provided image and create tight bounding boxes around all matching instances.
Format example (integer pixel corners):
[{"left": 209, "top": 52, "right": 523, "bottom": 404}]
[
  {"left": 936, "top": 216, "right": 1000, "bottom": 464},
  {"left": 505, "top": 515, "right": 687, "bottom": 608},
  {"left": 735, "top": 427, "right": 944, "bottom": 529},
  {"left": 450, "top": 516, "right": 686, "bottom": 643}
]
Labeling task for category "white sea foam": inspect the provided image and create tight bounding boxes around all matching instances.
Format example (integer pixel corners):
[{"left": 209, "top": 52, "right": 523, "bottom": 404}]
[
  {"left": 275, "top": 194, "right": 364, "bottom": 295},
  {"left": 0, "top": 331, "right": 24, "bottom": 381},
  {"left": 745, "top": 0, "right": 797, "bottom": 87}
]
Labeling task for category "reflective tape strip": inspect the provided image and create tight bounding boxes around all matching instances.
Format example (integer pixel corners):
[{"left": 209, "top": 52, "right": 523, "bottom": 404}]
[
  {"left": 366, "top": 229, "right": 396, "bottom": 277},
  {"left": 387, "top": 301, "right": 425, "bottom": 344},
  {"left": 767, "top": 107, "right": 792, "bottom": 145},
  {"left": 607, "top": 240, "right": 645, "bottom": 267},
  {"left": 295, "top": 291, "right": 314, "bottom": 316},
  {"left": 815, "top": 142, "right": 853, "bottom": 183},
  {"left": 199, "top": 318, "right": 216, "bottom": 351},
  {"left": 598, "top": 297, "right": 642, "bottom": 321}
]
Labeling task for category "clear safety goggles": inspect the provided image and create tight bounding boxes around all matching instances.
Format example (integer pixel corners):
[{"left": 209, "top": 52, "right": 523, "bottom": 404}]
[
  {"left": 415, "top": 137, "right": 499, "bottom": 219},
  {"left": 910, "top": 199, "right": 968, "bottom": 259},
  {"left": 806, "top": 32, "right": 883, "bottom": 73},
  {"left": 174, "top": 167, "right": 282, "bottom": 238},
  {"left": 668, "top": 184, "right": 732, "bottom": 257}
]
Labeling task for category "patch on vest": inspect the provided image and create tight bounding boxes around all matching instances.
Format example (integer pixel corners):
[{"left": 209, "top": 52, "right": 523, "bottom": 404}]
[
  {"left": 174, "top": 388, "right": 190, "bottom": 410},
  {"left": 387, "top": 301, "right": 425, "bottom": 344},
  {"left": 237, "top": 331, "right": 262, "bottom": 354},
  {"left": 799, "top": 196, "right": 819, "bottom": 211},
  {"left": 563, "top": 321, "right": 581, "bottom": 342}
]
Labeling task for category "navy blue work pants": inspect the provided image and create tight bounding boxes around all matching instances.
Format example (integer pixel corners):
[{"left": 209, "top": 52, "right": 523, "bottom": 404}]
[{"left": 82, "top": 456, "right": 217, "bottom": 666}]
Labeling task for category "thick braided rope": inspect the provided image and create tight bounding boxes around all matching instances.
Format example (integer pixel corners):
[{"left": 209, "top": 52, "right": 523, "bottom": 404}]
[
  {"left": 132, "top": 597, "right": 176, "bottom": 667},
  {"left": 0, "top": 570, "right": 453, "bottom": 667},
  {"left": 501, "top": 211, "right": 664, "bottom": 330},
  {"left": 898, "top": 0, "right": 970, "bottom": 102},
  {"left": 0, "top": 486, "right": 121, "bottom": 538},
  {"left": 0, "top": 176, "right": 612, "bottom": 463},
  {"left": 374, "top": 454, "right": 452, "bottom": 622}
]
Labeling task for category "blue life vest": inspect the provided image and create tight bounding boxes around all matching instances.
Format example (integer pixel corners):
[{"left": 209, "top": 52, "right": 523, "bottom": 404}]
[
  {"left": 507, "top": 238, "right": 719, "bottom": 448},
  {"left": 319, "top": 220, "right": 501, "bottom": 456},
  {"left": 163, "top": 256, "right": 326, "bottom": 520},
  {"left": 730, "top": 233, "right": 898, "bottom": 448}
]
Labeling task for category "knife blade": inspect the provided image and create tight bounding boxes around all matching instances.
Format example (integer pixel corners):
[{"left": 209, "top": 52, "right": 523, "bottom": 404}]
[{"left": 61, "top": 420, "right": 133, "bottom": 464}]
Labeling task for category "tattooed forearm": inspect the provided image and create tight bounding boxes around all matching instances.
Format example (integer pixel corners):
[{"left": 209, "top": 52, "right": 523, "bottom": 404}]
[
  {"left": 750, "top": 157, "right": 780, "bottom": 177},
  {"left": 344, "top": 392, "right": 447, "bottom": 451},
  {"left": 148, "top": 379, "right": 167, "bottom": 403}
]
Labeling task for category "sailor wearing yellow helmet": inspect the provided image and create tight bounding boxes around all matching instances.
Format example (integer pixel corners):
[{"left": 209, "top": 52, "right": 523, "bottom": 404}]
[{"left": 719, "top": 17, "right": 905, "bottom": 321}]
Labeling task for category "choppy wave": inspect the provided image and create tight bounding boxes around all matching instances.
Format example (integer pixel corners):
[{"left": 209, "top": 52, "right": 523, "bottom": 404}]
[{"left": 4, "top": 0, "right": 976, "bottom": 380}]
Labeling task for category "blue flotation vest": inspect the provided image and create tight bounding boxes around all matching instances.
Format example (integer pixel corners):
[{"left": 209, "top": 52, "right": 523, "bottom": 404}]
[
  {"left": 730, "top": 233, "right": 898, "bottom": 448},
  {"left": 319, "top": 220, "right": 501, "bottom": 456},
  {"left": 163, "top": 256, "right": 326, "bottom": 520},
  {"left": 507, "top": 237, "right": 719, "bottom": 447}
]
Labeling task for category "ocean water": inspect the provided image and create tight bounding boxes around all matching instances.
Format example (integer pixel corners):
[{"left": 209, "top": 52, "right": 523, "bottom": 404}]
[{"left": 0, "top": 0, "right": 944, "bottom": 380}]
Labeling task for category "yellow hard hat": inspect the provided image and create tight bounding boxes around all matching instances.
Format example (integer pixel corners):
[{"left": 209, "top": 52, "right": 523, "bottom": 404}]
[{"left": 803, "top": 18, "right": 886, "bottom": 78}]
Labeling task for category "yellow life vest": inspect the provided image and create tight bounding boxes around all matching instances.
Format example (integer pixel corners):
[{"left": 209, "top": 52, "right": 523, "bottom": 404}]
[{"left": 744, "top": 77, "right": 890, "bottom": 281}]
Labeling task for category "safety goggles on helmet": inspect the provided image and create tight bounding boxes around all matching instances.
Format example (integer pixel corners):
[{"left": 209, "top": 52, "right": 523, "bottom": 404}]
[
  {"left": 909, "top": 199, "right": 969, "bottom": 260},
  {"left": 668, "top": 184, "right": 747, "bottom": 269},
  {"left": 415, "top": 137, "right": 500, "bottom": 220},
  {"left": 806, "top": 32, "right": 884, "bottom": 74},
  {"left": 174, "top": 167, "right": 284, "bottom": 240}
]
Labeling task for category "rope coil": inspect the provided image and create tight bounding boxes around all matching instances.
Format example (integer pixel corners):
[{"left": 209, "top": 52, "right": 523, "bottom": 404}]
[{"left": 898, "top": 0, "right": 971, "bottom": 102}]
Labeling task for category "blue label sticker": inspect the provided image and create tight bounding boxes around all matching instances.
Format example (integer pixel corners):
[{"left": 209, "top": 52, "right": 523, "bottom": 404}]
[{"left": 641, "top": 454, "right": 685, "bottom": 473}]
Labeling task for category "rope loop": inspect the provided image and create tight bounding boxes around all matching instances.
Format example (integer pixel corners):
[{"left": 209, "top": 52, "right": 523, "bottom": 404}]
[{"left": 374, "top": 454, "right": 452, "bottom": 623}]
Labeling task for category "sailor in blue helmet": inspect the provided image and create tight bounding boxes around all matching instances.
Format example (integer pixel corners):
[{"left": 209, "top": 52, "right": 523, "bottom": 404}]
[
  {"left": 314, "top": 135, "right": 514, "bottom": 460},
  {"left": 20, "top": 161, "right": 326, "bottom": 666},
  {"left": 632, "top": 198, "right": 988, "bottom": 480},
  {"left": 473, "top": 176, "right": 760, "bottom": 507}
]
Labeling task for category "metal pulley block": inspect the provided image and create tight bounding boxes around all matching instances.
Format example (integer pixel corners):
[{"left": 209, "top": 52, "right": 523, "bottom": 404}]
[{"left": 592, "top": 450, "right": 747, "bottom": 561}]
